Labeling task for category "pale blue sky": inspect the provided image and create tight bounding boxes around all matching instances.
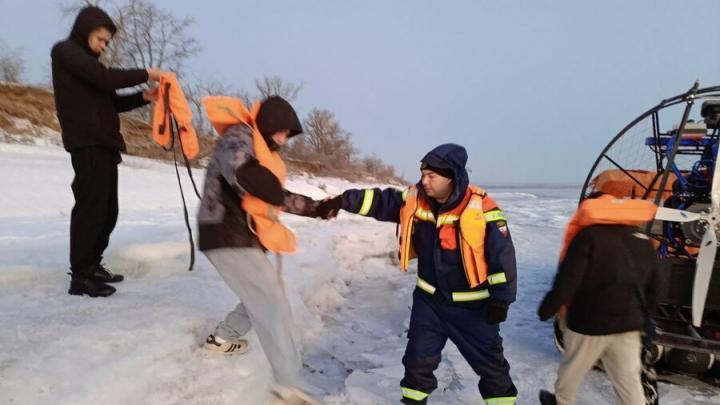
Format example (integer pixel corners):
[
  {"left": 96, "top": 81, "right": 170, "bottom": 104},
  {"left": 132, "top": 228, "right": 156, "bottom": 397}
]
[{"left": 2, "top": 0, "right": 719, "bottom": 184}]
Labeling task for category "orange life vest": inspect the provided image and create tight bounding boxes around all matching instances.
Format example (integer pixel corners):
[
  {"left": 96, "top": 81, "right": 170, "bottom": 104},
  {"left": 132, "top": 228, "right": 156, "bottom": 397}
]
[
  {"left": 203, "top": 96, "right": 297, "bottom": 253},
  {"left": 558, "top": 194, "right": 658, "bottom": 261},
  {"left": 554, "top": 194, "right": 658, "bottom": 318},
  {"left": 151, "top": 74, "right": 199, "bottom": 159},
  {"left": 399, "top": 185, "right": 498, "bottom": 288}
]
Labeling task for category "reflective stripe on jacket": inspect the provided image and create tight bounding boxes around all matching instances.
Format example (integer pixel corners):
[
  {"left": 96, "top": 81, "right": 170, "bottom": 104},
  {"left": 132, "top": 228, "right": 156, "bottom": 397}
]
[{"left": 343, "top": 184, "right": 517, "bottom": 303}]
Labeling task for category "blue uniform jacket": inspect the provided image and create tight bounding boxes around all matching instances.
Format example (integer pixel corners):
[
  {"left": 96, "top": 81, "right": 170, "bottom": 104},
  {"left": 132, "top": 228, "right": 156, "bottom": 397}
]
[{"left": 341, "top": 144, "right": 517, "bottom": 305}]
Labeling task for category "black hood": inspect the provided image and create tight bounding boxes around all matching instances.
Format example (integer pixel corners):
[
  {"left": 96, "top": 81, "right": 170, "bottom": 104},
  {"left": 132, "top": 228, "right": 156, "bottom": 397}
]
[
  {"left": 256, "top": 96, "right": 303, "bottom": 150},
  {"left": 69, "top": 6, "right": 117, "bottom": 57}
]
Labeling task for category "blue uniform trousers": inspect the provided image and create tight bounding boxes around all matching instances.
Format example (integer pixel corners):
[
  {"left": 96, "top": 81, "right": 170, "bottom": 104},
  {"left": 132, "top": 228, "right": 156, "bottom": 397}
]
[{"left": 400, "top": 289, "right": 517, "bottom": 404}]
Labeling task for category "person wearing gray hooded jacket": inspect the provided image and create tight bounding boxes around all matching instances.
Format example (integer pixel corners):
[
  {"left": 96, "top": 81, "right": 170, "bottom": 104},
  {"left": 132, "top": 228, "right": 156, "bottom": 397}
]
[{"left": 198, "top": 96, "right": 331, "bottom": 404}]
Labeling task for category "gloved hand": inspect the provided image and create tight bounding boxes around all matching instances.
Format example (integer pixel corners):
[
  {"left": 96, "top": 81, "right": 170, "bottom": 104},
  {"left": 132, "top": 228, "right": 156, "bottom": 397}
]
[
  {"left": 316, "top": 196, "right": 343, "bottom": 219},
  {"left": 485, "top": 300, "right": 509, "bottom": 324}
]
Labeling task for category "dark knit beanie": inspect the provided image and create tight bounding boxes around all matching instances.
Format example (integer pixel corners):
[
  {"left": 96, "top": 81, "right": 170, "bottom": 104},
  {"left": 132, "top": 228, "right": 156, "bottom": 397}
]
[{"left": 420, "top": 162, "right": 454, "bottom": 179}]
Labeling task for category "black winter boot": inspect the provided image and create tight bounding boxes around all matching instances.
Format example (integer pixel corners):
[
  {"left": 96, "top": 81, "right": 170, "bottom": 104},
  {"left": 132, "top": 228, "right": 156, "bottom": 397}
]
[
  {"left": 539, "top": 390, "right": 557, "bottom": 405},
  {"left": 91, "top": 263, "right": 124, "bottom": 283},
  {"left": 68, "top": 273, "right": 116, "bottom": 297}
]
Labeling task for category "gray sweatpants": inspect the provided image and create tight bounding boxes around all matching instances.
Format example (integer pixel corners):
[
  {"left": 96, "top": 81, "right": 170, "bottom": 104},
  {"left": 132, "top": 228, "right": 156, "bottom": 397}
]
[
  {"left": 205, "top": 247, "right": 301, "bottom": 387},
  {"left": 556, "top": 328, "right": 644, "bottom": 405}
]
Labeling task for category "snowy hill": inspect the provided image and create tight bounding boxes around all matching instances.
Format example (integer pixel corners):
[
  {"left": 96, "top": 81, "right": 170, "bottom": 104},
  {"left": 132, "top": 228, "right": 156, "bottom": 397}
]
[{"left": 0, "top": 142, "right": 718, "bottom": 404}]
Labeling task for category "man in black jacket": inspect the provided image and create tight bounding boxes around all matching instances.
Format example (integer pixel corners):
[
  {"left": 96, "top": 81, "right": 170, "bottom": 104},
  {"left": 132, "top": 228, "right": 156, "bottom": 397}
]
[
  {"left": 51, "top": 6, "right": 168, "bottom": 297},
  {"left": 537, "top": 224, "right": 661, "bottom": 405}
]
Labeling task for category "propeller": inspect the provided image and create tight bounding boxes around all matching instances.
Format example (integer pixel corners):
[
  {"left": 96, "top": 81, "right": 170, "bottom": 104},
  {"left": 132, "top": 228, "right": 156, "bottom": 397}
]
[
  {"left": 654, "top": 145, "right": 720, "bottom": 327},
  {"left": 654, "top": 207, "right": 701, "bottom": 223},
  {"left": 693, "top": 228, "right": 717, "bottom": 326}
]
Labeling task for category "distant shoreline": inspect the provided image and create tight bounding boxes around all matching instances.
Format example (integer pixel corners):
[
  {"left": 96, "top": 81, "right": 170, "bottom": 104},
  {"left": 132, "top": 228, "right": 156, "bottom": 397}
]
[{"left": 479, "top": 183, "right": 582, "bottom": 189}]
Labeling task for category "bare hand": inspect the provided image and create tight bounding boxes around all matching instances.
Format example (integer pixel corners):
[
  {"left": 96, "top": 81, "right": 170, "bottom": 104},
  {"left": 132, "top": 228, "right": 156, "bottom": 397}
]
[
  {"left": 146, "top": 68, "right": 172, "bottom": 82},
  {"left": 142, "top": 87, "right": 159, "bottom": 102}
]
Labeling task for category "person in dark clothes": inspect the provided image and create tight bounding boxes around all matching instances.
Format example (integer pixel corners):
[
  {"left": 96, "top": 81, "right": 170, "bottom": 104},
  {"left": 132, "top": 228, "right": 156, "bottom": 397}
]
[
  {"left": 537, "top": 221, "right": 662, "bottom": 405},
  {"left": 51, "top": 6, "right": 170, "bottom": 297}
]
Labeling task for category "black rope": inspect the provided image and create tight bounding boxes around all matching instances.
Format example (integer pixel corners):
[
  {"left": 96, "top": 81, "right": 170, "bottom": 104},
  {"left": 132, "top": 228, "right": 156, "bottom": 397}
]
[
  {"left": 159, "top": 81, "right": 172, "bottom": 152},
  {"left": 173, "top": 118, "right": 202, "bottom": 199},
  {"left": 169, "top": 115, "right": 196, "bottom": 271},
  {"left": 160, "top": 81, "right": 198, "bottom": 271}
]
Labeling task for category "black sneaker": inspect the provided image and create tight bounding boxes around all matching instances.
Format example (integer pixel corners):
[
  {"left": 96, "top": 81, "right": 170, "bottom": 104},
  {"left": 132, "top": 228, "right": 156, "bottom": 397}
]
[
  {"left": 539, "top": 390, "right": 557, "bottom": 405},
  {"left": 92, "top": 263, "right": 124, "bottom": 283},
  {"left": 68, "top": 275, "right": 116, "bottom": 297}
]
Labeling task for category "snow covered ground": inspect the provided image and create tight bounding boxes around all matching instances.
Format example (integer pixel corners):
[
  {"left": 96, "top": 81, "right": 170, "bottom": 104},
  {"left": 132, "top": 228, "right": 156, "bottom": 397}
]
[{"left": 0, "top": 142, "right": 718, "bottom": 404}]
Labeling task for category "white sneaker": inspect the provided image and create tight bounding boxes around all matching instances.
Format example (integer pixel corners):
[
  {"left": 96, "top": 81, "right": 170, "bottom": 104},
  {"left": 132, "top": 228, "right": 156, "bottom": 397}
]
[
  {"left": 203, "top": 334, "right": 250, "bottom": 355},
  {"left": 269, "top": 385, "right": 322, "bottom": 405}
]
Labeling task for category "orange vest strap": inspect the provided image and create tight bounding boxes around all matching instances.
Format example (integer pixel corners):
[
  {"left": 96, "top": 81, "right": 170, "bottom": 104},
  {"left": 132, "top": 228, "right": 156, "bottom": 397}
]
[{"left": 202, "top": 96, "right": 261, "bottom": 136}]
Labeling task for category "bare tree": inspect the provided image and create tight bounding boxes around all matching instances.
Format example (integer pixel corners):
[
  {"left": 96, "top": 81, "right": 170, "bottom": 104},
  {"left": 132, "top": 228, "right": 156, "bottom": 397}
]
[
  {"left": 59, "top": 0, "right": 95, "bottom": 14},
  {"left": 60, "top": 0, "right": 201, "bottom": 122},
  {"left": 303, "top": 108, "right": 356, "bottom": 168},
  {"left": 255, "top": 75, "right": 303, "bottom": 102},
  {"left": 284, "top": 135, "right": 309, "bottom": 160},
  {"left": 61, "top": 0, "right": 201, "bottom": 74},
  {"left": 376, "top": 162, "right": 396, "bottom": 180},
  {"left": 0, "top": 39, "right": 25, "bottom": 83},
  {"left": 358, "top": 153, "right": 396, "bottom": 180},
  {"left": 185, "top": 77, "right": 253, "bottom": 137},
  {"left": 362, "top": 154, "right": 383, "bottom": 174}
]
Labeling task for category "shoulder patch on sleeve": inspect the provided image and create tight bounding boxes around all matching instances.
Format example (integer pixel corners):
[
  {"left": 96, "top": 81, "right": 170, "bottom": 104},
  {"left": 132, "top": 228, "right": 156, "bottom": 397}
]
[{"left": 496, "top": 220, "right": 509, "bottom": 237}]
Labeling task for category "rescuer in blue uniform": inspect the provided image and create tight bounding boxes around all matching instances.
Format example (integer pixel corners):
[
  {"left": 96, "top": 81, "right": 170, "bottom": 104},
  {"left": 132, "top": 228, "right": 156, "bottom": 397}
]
[{"left": 317, "top": 143, "right": 518, "bottom": 404}]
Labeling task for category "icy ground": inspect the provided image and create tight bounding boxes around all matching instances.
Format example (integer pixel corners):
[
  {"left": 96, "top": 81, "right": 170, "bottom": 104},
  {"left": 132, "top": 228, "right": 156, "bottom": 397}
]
[{"left": 0, "top": 142, "right": 718, "bottom": 404}]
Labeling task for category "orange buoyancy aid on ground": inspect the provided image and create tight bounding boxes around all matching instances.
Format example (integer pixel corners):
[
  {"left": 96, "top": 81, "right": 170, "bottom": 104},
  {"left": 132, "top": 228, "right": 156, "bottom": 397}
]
[
  {"left": 399, "top": 185, "right": 500, "bottom": 288},
  {"left": 559, "top": 194, "right": 658, "bottom": 261},
  {"left": 151, "top": 74, "right": 199, "bottom": 159},
  {"left": 202, "top": 96, "right": 297, "bottom": 253}
]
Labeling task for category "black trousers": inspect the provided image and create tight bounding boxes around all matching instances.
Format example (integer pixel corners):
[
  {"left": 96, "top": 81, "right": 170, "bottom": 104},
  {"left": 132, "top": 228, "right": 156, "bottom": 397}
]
[{"left": 69, "top": 147, "right": 120, "bottom": 274}]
